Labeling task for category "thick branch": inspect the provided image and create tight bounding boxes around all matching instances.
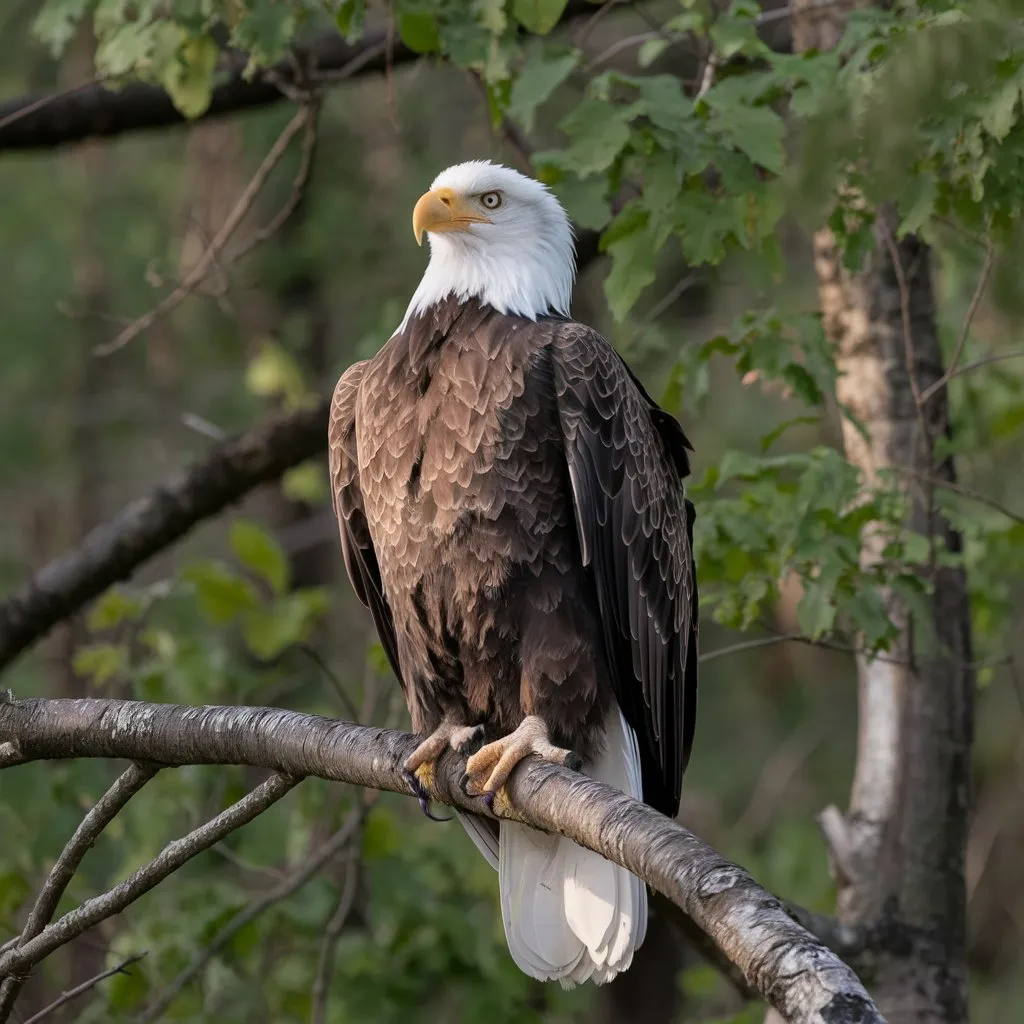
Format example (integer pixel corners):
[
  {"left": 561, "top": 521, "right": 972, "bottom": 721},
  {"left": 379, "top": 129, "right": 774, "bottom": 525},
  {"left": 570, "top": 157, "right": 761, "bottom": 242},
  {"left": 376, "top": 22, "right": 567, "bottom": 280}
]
[
  {"left": 0, "top": 402, "right": 329, "bottom": 672},
  {"left": 0, "top": 695, "right": 884, "bottom": 1024},
  {"left": 0, "top": 31, "right": 408, "bottom": 152}
]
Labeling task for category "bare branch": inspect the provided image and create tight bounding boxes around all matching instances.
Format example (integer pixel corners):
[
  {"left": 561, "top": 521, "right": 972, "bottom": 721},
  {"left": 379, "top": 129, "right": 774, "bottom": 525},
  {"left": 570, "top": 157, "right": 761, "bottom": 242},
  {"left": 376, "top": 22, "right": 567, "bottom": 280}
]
[
  {"left": 311, "top": 852, "right": 363, "bottom": 1024},
  {"left": 19, "top": 953, "right": 147, "bottom": 1024},
  {"left": 0, "top": 401, "right": 329, "bottom": 672},
  {"left": 0, "top": 696, "right": 885, "bottom": 1023},
  {"left": 898, "top": 466, "right": 1024, "bottom": 527},
  {"left": 96, "top": 103, "right": 315, "bottom": 356},
  {"left": 0, "top": 767, "right": 300, "bottom": 980},
  {"left": 139, "top": 795, "right": 370, "bottom": 1022},
  {"left": 920, "top": 242, "right": 996, "bottom": 406},
  {"left": 0, "top": 762, "right": 159, "bottom": 1023}
]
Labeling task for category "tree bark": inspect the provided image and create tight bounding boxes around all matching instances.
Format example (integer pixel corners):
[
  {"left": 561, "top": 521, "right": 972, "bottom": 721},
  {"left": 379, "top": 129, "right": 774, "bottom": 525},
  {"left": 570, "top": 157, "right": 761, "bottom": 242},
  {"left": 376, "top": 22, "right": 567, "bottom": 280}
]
[
  {"left": 0, "top": 402, "right": 329, "bottom": 671},
  {"left": 791, "top": 3, "right": 975, "bottom": 1021},
  {"left": 0, "top": 695, "right": 885, "bottom": 1024}
]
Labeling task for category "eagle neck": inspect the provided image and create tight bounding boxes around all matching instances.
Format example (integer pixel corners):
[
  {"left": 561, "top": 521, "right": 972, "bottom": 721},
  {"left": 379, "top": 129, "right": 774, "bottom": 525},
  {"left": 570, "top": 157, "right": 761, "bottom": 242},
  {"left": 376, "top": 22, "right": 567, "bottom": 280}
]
[{"left": 397, "top": 231, "right": 574, "bottom": 334}]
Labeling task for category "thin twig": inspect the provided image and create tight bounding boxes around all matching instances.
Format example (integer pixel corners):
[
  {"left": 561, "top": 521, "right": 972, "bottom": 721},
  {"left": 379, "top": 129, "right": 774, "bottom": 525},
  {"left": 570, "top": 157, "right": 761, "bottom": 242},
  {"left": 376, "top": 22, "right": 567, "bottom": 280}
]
[
  {"left": 0, "top": 78, "right": 103, "bottom": 134},
  {"left": 898, "top": 466, "right": 1024, "bottom": 526},
  {"left": 95, "top": 105, "right": 313, "bottom": 356},
  {"left": 941, "top": 348, "right": 1024, "bottom": 384},
  {"left": 310, "top": 854, "right": 362, "bottom": 1024},
  {"left": 0, "top": 762, "right": 159, "bottom": 1024},
  {"left": 138, "top": 794, "right": 367, "bottom": 1022},
  {"left": 0, "top": 773, "right": 301, "bottom": 980},
  {"left": 297, "top": 643, "right": 361, "bottom": 721},
  {"left": 20, "top": 953, "right": 146, "bottom": 1024},
  {"left": 643, "top": 272, "right": 699, "bottom": 324},
  {"left": 575, "top": 0, "right": 625, "bottom": 47},
  {"left": 920, "top": 242, "right": 996, "bottom": 405}
]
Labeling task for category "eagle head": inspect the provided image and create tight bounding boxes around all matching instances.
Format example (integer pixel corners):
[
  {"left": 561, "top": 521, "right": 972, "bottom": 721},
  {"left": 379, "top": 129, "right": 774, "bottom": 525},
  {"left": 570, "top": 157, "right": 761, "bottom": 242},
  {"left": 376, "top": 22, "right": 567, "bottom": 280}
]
[{"left": 401, "top": 160, "right": 576, "bottom": 327}]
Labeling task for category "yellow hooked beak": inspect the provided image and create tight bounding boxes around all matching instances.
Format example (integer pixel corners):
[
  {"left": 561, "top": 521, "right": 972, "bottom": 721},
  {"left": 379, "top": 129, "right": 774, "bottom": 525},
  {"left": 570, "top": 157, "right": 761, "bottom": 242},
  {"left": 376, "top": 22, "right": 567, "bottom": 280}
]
[{"left": 412, "top": 187, "right": 491, "bottom": 245}]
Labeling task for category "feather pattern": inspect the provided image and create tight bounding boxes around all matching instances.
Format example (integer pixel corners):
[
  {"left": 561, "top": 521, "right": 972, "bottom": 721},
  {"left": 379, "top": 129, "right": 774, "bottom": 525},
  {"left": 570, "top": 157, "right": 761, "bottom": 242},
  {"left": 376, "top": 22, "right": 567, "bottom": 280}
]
[
  {"left": 328, "top": 298, "right": 697, "bottom": 984},
  {"left": 328, "top": 161, "right": 697, "bottom": 986}
]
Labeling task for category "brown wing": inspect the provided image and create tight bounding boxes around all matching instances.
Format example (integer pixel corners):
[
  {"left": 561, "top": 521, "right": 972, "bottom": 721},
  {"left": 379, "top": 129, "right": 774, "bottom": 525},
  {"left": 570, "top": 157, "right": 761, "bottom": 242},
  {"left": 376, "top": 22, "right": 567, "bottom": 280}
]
[
  {"left": 328, "top": 361, "right": 404, "bottom": 687},
  {"left": 550, "top": 323, "right": 698, "bottom": 817}
]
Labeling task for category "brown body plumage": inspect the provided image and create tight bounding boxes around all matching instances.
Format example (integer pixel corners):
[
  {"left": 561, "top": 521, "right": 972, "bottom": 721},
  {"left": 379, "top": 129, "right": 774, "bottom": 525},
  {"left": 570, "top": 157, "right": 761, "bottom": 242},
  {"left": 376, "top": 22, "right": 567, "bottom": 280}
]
[{"left": 329, "top": 296, "right": 697, "bottom": 816}]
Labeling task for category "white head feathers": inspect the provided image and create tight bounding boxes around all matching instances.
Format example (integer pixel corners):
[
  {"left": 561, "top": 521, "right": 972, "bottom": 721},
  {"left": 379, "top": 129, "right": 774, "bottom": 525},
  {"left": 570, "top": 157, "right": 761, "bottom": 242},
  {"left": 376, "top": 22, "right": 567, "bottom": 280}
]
[{"left": 399, "top": 160, "right": 576, "bottom": 330}]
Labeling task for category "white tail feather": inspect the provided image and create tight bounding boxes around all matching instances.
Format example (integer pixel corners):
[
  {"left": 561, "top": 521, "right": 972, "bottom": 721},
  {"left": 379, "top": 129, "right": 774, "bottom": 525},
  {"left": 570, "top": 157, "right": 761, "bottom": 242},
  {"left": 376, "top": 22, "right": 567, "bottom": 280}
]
[{"left": 458, "top": 709, "right": 647, "bottom": 986}]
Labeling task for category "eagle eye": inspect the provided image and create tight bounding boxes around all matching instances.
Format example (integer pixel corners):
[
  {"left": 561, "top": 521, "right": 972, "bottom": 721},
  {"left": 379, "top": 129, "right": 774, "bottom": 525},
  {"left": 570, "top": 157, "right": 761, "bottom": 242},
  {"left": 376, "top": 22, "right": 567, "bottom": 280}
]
[{"left": 479, "top": 191, "right": 503, "bottom": 210}]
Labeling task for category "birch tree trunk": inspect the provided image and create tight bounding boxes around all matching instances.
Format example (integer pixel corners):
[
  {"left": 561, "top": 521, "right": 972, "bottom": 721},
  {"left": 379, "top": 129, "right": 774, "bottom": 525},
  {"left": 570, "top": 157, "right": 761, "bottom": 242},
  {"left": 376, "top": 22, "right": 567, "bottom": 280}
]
[{"left": 791, "top": 3, "right": 974, "bottom": 1022}]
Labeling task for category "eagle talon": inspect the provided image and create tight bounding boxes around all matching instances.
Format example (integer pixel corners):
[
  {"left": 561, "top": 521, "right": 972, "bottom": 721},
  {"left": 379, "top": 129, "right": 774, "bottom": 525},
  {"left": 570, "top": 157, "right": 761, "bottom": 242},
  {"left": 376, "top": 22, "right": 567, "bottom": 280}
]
[
  {"left": 462, "top": 715, "right": 582, "bottom": 797},
  {"left": 402, "top": 768, "right": 451, "bottom": 822}
]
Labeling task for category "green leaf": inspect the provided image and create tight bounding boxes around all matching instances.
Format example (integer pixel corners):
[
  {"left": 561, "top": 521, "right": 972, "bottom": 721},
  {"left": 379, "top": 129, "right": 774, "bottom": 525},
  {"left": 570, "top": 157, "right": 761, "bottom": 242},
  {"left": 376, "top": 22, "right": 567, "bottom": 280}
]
[
  {"left": 675, "top": 190, "right": 739, "bottom": 265},
  {"left": 556, "top": 98, "right": 640, "bottom": 176},
  {"left": 282, "top": 462, "right": 329, "bottom": 505},
  {"left": 74, "top": 643, "right": 128, "bottom": 686},
  {"left": 181, "top": 563, "right": 260, "bottom": 625},
  {"left": 797, "top": 581, "right": 837, "bottom": 638},
  {"left": 603, "top": 222, "right": 659, "bottom": 321},
  {"left": 638, "top": 38, "right": 670, "bottom": 68},
  {"left": 32, "top": 0, "right": 92, "bottom": 57},
  {"left": 703, "top": 86, "right": 785, "bottom": 174},
  {"left": 230, "top": 0, "right": 296, "bottom": 68},
  {"left": 229, "top": 520, "right": 289, "bottom": 596},
  {"left": 161, "top": 34, "right": 218, "bottom": 119},
  {"left": 898, "top": 170, "right": 938, "bottom": 235},
  {"left": 334, "top": 0, "right": 366, "bottom": 40},
  {"left": 982, "top": 75, "right": 1023, "bottom": 142},
  {"left": 246, "top": 340, "right": 310, "bottom": 408},
  {"left": 397, "top": 10, "right": 441, "bottom": 54},
  {"left": 87, "top": 588, "right": 145, "bottom": 632},
  {"left": 511, "top": 0, "right": 569, "bottom": 36},
  {"left": 241, "top": 589, "right": 330, "bottom": 661},
  {"left": 508, "top": 48, "right": 579, "bottom": 132}
]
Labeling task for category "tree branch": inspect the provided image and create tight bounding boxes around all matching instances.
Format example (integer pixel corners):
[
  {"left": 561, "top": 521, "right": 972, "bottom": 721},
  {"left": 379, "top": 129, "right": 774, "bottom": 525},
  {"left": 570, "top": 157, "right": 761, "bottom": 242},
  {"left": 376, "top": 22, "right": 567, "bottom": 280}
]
[
  {"left": 0, "top": 766, "right": 300, "bottom": 979},
  {"left": 19, "top": 953, "right": 147, "bottom": 1024},
  {"left": 0, "top": 695, "right": 884, "bottom": 1024},
  {"left": 0, "top": 401, "right": 329, "bottom": 672},
  {"left": 0, "top": 31, "right": 407, "bottom": 152},
  {"left": 0, "top": 761, "right": 159, "bottom": 1024},
  {"left": 138, "top": 795, "right": 371, "bottom": 1022}
]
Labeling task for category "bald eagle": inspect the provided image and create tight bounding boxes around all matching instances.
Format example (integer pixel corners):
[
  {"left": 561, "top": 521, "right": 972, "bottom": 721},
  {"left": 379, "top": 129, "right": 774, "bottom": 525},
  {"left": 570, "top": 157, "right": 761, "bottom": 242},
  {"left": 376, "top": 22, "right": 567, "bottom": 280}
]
[{"left": 329, "top": 161, "right": 698, "bottom": 985}]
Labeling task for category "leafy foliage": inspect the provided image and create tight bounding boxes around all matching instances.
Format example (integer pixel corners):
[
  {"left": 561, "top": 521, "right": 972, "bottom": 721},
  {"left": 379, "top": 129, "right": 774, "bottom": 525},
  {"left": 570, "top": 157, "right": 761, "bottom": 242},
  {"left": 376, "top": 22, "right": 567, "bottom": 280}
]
[{"left": 5, "top": 0, "right": 1024, "bottom": 1021}]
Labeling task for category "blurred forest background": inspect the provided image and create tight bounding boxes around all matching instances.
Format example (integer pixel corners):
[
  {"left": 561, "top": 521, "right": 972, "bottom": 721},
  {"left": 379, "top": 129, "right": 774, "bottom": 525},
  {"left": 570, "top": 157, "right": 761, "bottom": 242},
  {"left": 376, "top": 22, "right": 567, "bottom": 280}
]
[{"left": 0, "top": 0, "right": 1022, "bottom": 1022}]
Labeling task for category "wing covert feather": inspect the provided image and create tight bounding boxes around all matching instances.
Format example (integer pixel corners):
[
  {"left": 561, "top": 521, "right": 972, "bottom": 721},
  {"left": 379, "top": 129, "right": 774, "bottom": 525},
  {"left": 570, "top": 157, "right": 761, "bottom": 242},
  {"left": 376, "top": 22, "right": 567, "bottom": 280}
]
[
  {"left": 329, "top": 362, "right": 404, "bottom": 687},
  {"left": 551, "top": 324, "right": 698, "bottom": 816}
]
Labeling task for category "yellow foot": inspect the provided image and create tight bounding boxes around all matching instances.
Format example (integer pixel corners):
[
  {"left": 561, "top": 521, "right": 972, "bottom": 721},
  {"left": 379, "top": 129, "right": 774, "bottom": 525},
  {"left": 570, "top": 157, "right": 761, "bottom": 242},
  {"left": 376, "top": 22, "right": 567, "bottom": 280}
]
[
  {"left": 404, "top": 719, "right": 486, "bottom": 774},
  {"left": 462, "top": 716, "right": 583, "bottom": 800}
]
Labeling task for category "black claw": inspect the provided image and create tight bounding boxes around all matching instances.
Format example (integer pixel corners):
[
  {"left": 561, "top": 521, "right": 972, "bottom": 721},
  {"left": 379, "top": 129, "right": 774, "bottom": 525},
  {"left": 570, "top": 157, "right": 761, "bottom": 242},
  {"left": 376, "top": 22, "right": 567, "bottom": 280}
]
[
  {"left": 482, "top": 791, "right": 496, "bottom": 813},
  {"left": 459, "top": 771, "right": 473, "bottom": 797},
  {"left": 403, "top": 769, "right": 451, "bottom": 822},
  {"left": 564, "top": 751, "right": 584, "bottom": 773}
]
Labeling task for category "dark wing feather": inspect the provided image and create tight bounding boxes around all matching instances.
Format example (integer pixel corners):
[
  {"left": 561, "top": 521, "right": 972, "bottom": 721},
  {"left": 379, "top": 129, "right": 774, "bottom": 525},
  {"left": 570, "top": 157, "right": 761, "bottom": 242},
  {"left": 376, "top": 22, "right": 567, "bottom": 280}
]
[
  {"left": 328, "top": 362, "right": 404, "bottom": 688},
  {"left": 550, "top": 323, "right": 698, "bottom": 817}
]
